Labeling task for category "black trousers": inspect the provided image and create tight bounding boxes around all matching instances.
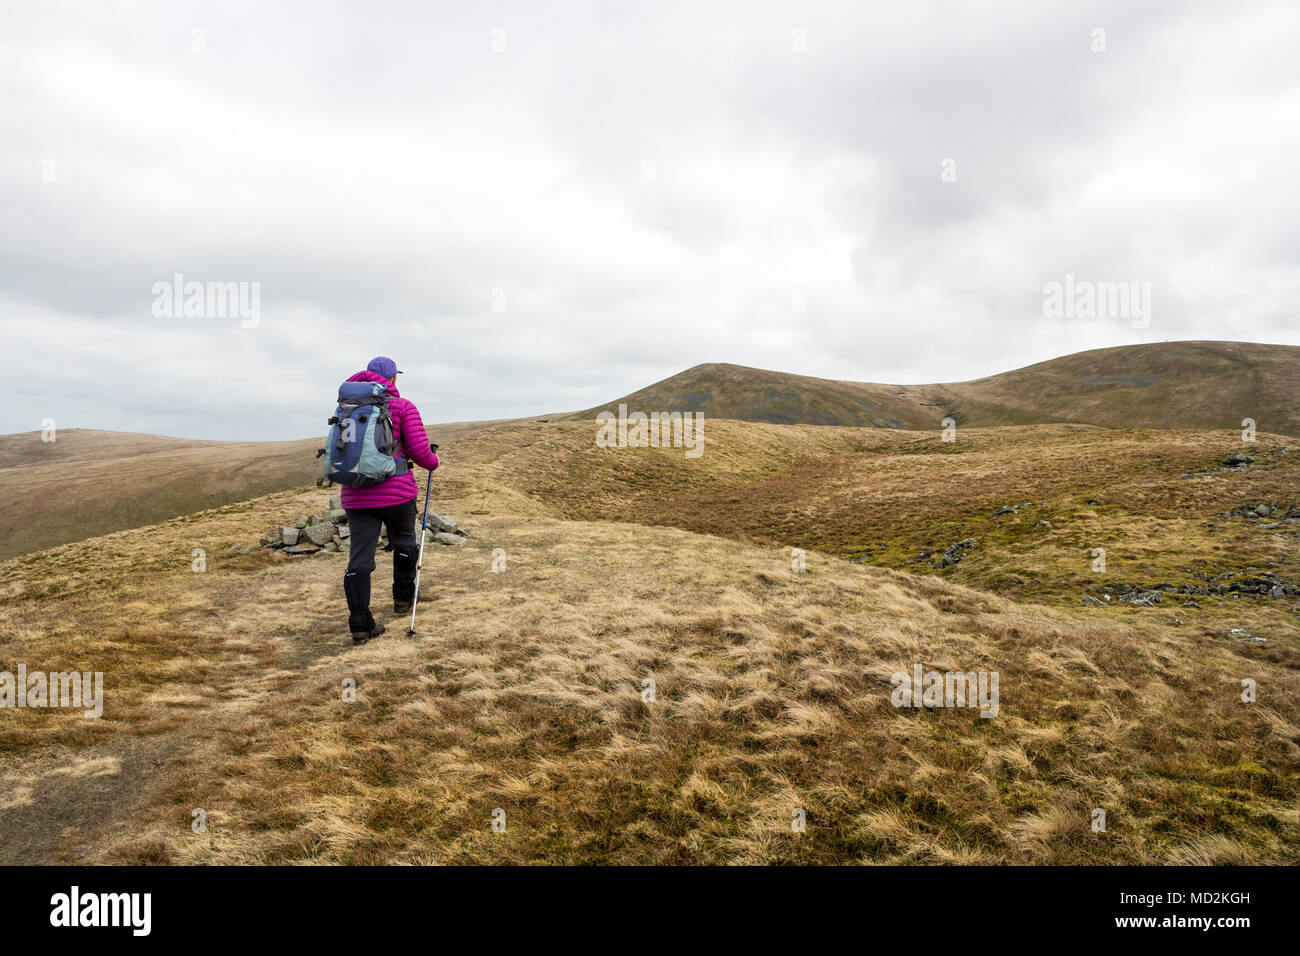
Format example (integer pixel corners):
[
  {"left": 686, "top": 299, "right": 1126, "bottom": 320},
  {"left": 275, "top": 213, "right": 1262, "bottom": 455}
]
[{"left": 343, "top": 498, "right": 419, "bottom": 628}]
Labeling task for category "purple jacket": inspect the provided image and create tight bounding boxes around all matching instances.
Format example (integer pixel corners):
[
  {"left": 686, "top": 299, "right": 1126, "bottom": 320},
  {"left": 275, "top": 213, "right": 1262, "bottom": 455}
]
[{"left": 338, "top": 370, "right": 440, "bottom": 510}]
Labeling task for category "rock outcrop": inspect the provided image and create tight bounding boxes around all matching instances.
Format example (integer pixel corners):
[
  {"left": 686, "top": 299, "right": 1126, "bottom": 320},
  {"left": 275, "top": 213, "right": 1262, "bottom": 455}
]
[
  {"left": 1181, "top": 445, "right": 1294, "bottom": 478},
  {"left": 938, "top": 538, "right": 977, "bottom": 568},
  {"left": 1082, "top": 572, "right": 1300, "bottom": 607}
]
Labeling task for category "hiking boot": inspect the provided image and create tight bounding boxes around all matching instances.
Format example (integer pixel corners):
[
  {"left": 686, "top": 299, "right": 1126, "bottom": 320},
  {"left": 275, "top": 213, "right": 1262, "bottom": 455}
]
[
  {"left": 393, "top": 600, "right": 412, "bottom": 615},
  {"left": 352, "top": 620, "right": 386, "bottom": 646}
]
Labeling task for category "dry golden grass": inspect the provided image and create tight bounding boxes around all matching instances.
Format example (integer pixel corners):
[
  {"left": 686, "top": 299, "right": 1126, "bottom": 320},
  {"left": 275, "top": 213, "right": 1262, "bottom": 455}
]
[
  {"left": 0, "top": 469, "right": 1295, "bottom": 864},
  {"left": 1, "top": 419, "right": 1297, "bottom": 865},
  {"left": 451, "top": 419, "right": 1300, "bottom": 628}
]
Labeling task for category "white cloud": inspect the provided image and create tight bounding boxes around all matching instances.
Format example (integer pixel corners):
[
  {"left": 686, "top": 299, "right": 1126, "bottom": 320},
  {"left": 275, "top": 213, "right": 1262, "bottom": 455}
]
[{"left": 1, "top": 0, "right": 1297, "bottom": 438}]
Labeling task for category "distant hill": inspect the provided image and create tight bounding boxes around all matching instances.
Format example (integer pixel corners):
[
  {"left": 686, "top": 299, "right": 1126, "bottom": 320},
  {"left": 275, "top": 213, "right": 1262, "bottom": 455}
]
[
  {"left": 2, "top": 341, "right": 1295, "bottom": 560},
  {"left": 931, "top": 341, "right": 1300, "bottom": 433},
  {"left": 0, "top": 420, "right": 504, "bottom": 561},
  {"left": 0, "top": 429, "right": 321, "bottom": 561},
  {"left": 565, "top": 341, "right": 1300, "bottom": 435}
]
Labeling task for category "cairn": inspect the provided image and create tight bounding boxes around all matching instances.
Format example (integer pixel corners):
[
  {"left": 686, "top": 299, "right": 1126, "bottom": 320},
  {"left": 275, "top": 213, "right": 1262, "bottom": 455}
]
[{"left": 260, "top": 496, "right": 469, "bottom": 556}]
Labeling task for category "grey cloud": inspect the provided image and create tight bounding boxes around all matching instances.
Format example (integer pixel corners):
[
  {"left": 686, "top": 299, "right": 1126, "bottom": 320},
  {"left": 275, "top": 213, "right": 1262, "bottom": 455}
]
[{"left": 2, "top": 1, "right": 1297, "bottom": 439}]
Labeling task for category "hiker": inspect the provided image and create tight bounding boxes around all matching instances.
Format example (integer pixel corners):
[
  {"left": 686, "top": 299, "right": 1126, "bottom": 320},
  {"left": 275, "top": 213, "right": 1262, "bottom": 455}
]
[{"left": 332, "top": 357, "right": 440, "bottom": 645}]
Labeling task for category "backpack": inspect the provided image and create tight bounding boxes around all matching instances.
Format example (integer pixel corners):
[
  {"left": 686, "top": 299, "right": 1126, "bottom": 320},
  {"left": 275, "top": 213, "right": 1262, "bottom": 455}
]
[{"left": 316, "top": 381, "right": 408, "bottom": 487}]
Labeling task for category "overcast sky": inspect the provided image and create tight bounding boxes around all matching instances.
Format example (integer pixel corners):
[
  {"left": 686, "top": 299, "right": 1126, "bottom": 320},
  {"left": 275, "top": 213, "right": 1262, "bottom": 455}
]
[{"left": 2, "top": 0, "right": 1297, "bottom": 440}]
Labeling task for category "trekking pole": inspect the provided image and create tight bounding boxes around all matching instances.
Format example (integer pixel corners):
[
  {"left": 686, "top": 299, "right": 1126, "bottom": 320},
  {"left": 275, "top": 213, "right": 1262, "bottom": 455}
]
[{"left": 408, "top": 464, "right": 435, "bottom": 636}]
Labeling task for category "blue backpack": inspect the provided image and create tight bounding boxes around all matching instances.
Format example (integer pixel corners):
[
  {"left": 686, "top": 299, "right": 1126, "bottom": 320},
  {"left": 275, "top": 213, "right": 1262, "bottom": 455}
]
[{"left": 316, "top": 381, "right": 408, "bottom": 488}]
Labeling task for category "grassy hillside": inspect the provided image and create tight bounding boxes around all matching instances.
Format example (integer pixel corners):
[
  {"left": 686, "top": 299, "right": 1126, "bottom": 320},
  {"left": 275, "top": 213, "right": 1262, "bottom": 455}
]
[
  {"left": 0, "top": 420, "right": 510, "bottom": 561},
  {"left": 566, "top": 362, "right": 940, "bottom": 428},
  {"left": 0, "top": 429, "right": 320, "bottom": 561},
  {"left": 1, "top": 342, "right": 1297, "bottom": 865},
  {"left": 565, "top": 341, "right": 1300, "bottom": 435},
  {"left": 933, "top": 340, "right": 1300, "bottom": 433},
  {"left": 3, "top": 341, "right": 1293, "bottom": 562},
  {"left": 1, "top": 417, "right": 1297, "bottom": 864},
  {"left": 442, "top": 418, "right": 1300, "bottom": 623}
]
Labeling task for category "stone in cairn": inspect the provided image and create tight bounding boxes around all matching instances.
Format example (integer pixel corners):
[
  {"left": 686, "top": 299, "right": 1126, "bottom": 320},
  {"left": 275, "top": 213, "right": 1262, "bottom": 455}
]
[{"left": 301, "top": 521, "right": 336, "bottom": 547}]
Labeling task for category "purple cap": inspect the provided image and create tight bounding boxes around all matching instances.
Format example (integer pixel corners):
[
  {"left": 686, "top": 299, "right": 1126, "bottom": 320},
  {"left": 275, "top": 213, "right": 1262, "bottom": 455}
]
[{"left": 366, "top": 356, "right": 402, "bottom": 378}]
